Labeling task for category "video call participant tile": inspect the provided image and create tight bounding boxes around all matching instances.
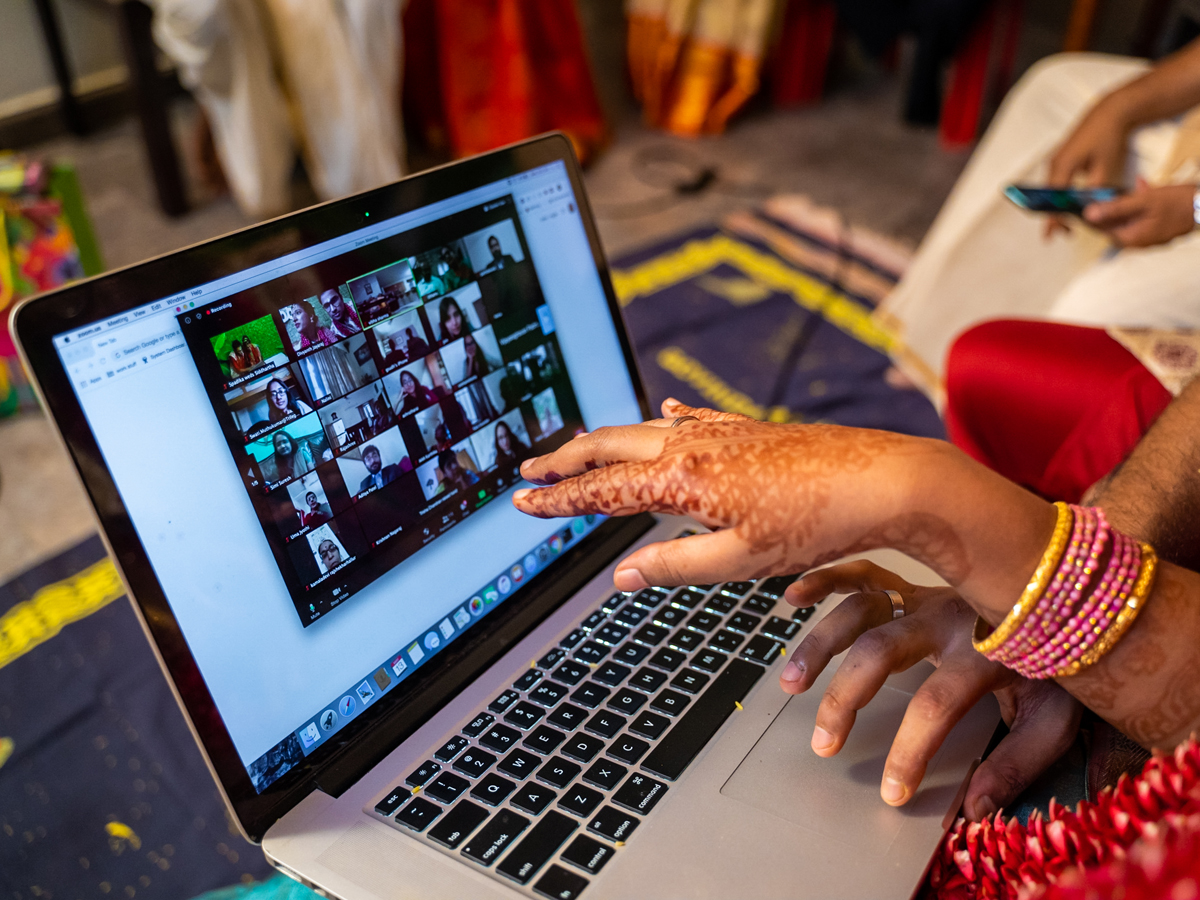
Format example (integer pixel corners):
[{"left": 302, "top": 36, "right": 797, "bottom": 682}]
[
  {"left": 480, "top": 365, "right": 522, "bottom": 416},
  {"left": 461, "top": 220, "right": 524, "bottom": 276},
  {"left": 346, "top": 258, "right": 422, "bottom": 328},
  {"left": 334, "top": 425, "right": 414, "bottom": 499},
  {"left": 456, "top": 381, "right": 500, "bottom": 433},
  {"left": 470, "top": 410, "right": 533, "bottom": 473},
  {"left": 246, "top": 411, "right": 333, "bottom": 488},
  {"left": 439, "top": 325, "right": 502, "bottom": 387},
  {"left": 528, "top": 387, "right": 566, "bottom": 443},
  {"left": 225, "top": 368, "right": 314, "bottom": 442},
  {"left": 317, "top": 381, "right": 395, "bottom": 454},
  {"left": 293, "top": 333, "right": 379, "bottom": 406},
  {"left": 268, "top": 464, "right": 352, "bottom": 542},
  {"left": 286, "top": 514, "right": 367, "bottom": 588},
  {"left": 384, "top": 354, "right": 451, "bottom": 417},
  {"left": 415, "top": 442, "right": 484, "bottom": 503},
  {"left": 210, "top": 313, "right": 289, "bottom": 385},
  {"left": 428, "top": 282, "right": 487, "bottom": 347},
  {"left": 409, "top": 239, "right": 474, "bottom": 300},
  {"left": 369, "top": 307, "right": 433, "bottom": 373}
]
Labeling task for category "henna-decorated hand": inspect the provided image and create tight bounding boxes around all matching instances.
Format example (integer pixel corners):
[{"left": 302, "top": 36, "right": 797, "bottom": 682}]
[
  {"left": 782, "top": 561, "right": 1083, "bottom": 819},
  {"left": 512, "top": 400, "right": 970, "bottom": 592}
]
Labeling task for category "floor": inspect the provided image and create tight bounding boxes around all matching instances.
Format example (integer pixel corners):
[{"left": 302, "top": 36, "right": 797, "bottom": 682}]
[{"left": 0, "top": 64, "right": 968, "bottom": 586}]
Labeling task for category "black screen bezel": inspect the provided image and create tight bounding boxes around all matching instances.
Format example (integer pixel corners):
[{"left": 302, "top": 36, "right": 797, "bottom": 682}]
[{"left": 12, "top": 134, "right": 653, "bottom": 842}]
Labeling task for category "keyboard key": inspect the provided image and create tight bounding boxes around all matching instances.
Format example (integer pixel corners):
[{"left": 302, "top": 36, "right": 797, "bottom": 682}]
[
  {"left": 686, "top": 611, "right": 722, "bottom": 633},
  {"left": 641, "top": 658, "right": 765, "bottom": 781},
  {"left": 668, "top": 629, "right": 704, "bottom": 653},
  {"left": 561, "top": 733, "right": 605, "bottom": 764},
  {"left": 582, "top": 759, "right": 627, "bottom": 792},
  {"left": 537, "top": 756, "right": 581, "bottom": 789},
  {"left": 585, "top": 710, "right": 627, "bottom": 739},
  {"left": 743, "top": 595, "right": 775, "bottom": 616},
  {"left": 691, "top": 648, "right": 728, "bottom": 673},
  {"left": 581, "top": 610, "right": 607, "bottom": 631},
  {"left": 552, "top": 661, "right": 590, "bottom": 686},
  {"left": 755, "top": 574, "right": 800, "bottom": 599},
  {"left": 792, "top": 605, "right": 816, "bottom": 622},
  {"left": 592, "top": 661, "right": 632, "bottom": 687},
  {"left": 375, "top": 786, "right": 408, "bottom": 816},
  {"left": 505, "top": 701, "right": 546, "bottom": 730},
  {"left": 600, "top": 593, "right": 625, "bottom": 614},
  {"left": 612, "top": 642, "right": 651, "bottom": 665},
  {"left": 462, "top": 809, "right": 530, "bottom": 866},
  {"left": 647, "top": 648, "right": 687, "bottom": 672},
  {"left": 489, "top": 690, "right": 521, "bottom": 714},
  {"left": 629, "top": 667, "right": 667, "bottom": 693},
  {"left": 498, "top": 810, "right": 578, "bottom": 885},
  {"left": 761, "top": 615, "right": 801, "bottom": 640},
  {"left": 593, "top": 623, "right": 629, "bottom": 646},
  {"left": 606, "top": 734, "right": 651, "bottom": 764},
  {"left": 721, "top": 580, "right": 755, "bottom": 597},
  {"left": 570, "top": 682, "right": 610, "bottom": 709},
  {"left": 671, "top": 589, "right": 705, "bottom": 609},
  {"left": 524, "top": 725, "right": 567, "bottom": 755},
  {"left": 463, "top": 712, "right": 495, "bottom": 737},
  {"left": 471, "top": 773, "right": 517, "bottom": 806},
  {"left": 607, "top": 688, "right": 647, "bottom": 715},
  {"left": 453, "top": 747, "right": 497, "bottom": 778},
  {"left": 651, "top": 690, "right": 690, "bottom": 717},
  {"left": 632, "top": 623, "right": 669, "bottom": 646},
  {"left": 537, "top": 647, "right": 567, "bottom": 669},
  {"left": 613, "top": 604, "right": 648, "bottom": 628},
  {"left": 498, "top": 748, "right": 541, "bottom": 780},
  {"left": 632, "top": 588, "right": 667, "bottom": 609},
  {"left": 705, "top": 595, "right": 737, "bottom": 615},
  {"left": 612, "top": 773, "right": 669, "bottom": 815},
  {"left": 405, "top": 760, "right": 442, "bottom": 787},
  {"left": 548, "top": 702, "right": 589, "bottom": 731},
  {"left": 709, "top": 630, "right": 744, "bottom": 654},
  {"left": 573, "top": 641, "right": 609, "bottom": 665},
  {"left": 561, "top": 835, "right": 615, "bottom": 875},
  {"left": 428, "top": 800, "right": 488, "bottom": 848},
  {"left": 559, "top": 784, "right": 604, "bottom": 818},
  {"left": 670, "top": 669, "right": 710, "bottom": 694},
  {"left": 628, "top": 712, "right": 671, "bottom": 740},
  {"left": 727, "top": 612, "right": 762, "bottom": 634},
  {"left": 588, "top": 804, "right": 639, "bottom": 842},
  {"left": 480, "top": 723, "right": 521, "bottom": 753},
  {"left": 689, "top": 582, "right": 714, "bottom": 590},
  {"left": 530, "top": 681, "right": 569, "bottom": 707},
  {"left": 394, "top": 796, "right": 442, "bottom": 832},
  {"left": 434, "top": 735, "right": 470, "bottom": 762},
  {"left": 560, "top": 628, "right": 586, "bottom": 649},
  {"left": 514, "top": 669, "right": 544, "bottom": 692},
  {"left": 653, "top": 605, "right": 686, "bottom": 628},
  {"left": 741, "top": 634, "right": 786, "bottom": 665},
  {"left": 533, "top": 864, "right": 589, "bottom": 900},
  {"left": 511, "top": 782, "right": 557, "bottom": 816},
  {"left": 425, "top": 771, "right": 471, "bottom": 804}
]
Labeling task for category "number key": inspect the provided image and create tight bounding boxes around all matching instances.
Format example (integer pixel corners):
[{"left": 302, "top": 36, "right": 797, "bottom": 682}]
[
  {"left": 613, "top": 604, "right": 648, "bottom": 627},
  {"left": 529, "top": 681, "right": 569, "bottom": 707},
  {"left": 504, "top": 701, "right": 546, "bottom": 730}
]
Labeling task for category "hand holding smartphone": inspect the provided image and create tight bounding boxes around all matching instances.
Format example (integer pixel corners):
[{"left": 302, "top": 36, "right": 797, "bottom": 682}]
[{"left": 1004, "top": 185, "right": 1122, "bottom": 215}]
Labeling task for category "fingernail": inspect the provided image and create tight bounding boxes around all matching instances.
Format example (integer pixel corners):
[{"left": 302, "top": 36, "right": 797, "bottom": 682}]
[
  {"left": 781, "top": 660, "right": 803, "bottom": 683},
  {"left": 975, "top": 795, "right": 997, "bottom": 820},
  {"left": 513, "top": 489, "right": 531, "bottom": 504},
  {"left": 811, "top": 726, "right": 833, "bottom": 752},
  {"left": 614, "top": 568, "right": 648, "bottom": 591},
  {"left": 881, "top": 776, "right": 908, "bottom": 805}
]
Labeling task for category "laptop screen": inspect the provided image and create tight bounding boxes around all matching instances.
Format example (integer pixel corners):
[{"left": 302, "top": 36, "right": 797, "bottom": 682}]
[{"left": 49, "top": 159, "right": 642, "bottom": 795}]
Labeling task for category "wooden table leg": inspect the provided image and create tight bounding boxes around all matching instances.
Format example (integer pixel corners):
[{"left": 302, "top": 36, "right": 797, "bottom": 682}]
[
  {"left": 31, "top": 0, "right": 87, "bottom": 136},
  {"left": 1063, "top": 0, "right": 1100, "bottom": 52}
]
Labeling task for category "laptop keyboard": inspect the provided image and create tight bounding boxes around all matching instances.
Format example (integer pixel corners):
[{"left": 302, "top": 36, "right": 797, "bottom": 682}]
[{"left": 370, "top": 571, "right": 818, "bottom": 899}]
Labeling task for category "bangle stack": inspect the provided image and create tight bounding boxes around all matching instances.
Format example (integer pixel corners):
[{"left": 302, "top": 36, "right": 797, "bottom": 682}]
[{"left": 972, "top": 502, "right": 1159, "bottom": 680}]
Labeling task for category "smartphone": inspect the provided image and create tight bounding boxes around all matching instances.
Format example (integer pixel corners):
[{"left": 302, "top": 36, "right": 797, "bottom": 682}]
[{"left": 1004, "top": 185, "right": 1122, "bottom": 215}]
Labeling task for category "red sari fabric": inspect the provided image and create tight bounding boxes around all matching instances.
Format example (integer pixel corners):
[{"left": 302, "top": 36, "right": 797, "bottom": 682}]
[
  {"left": 943, "top": 320, "right": 1172, "bottom": 502},
  {"left": 403, "top": 0, "right": 607, "bottom": 164}
]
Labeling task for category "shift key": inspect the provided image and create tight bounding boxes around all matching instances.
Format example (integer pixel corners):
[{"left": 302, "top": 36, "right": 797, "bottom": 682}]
[
  {"left": 497, "top": 810, "right": 578, "bottom": 885},
  {"left": 461, "top": 809, "right": 530, "bottom": 867}
]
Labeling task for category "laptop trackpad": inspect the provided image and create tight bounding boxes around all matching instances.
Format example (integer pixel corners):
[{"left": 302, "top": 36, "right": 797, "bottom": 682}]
[{"left": 721, "top": 677, "right": 942, "bottom": 855}]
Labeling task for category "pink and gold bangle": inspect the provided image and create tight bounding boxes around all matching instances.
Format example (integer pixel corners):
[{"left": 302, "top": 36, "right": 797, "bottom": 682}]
[{"left": 972, "top": 502, "right": 1073, "bottom": 656}]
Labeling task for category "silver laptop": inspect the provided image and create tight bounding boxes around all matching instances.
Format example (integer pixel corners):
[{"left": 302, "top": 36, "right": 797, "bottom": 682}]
[{"left": 14, "top": 134, "right": 997, "bottom": 900}]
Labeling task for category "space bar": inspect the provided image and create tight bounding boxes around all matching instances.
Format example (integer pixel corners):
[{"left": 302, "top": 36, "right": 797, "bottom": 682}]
[{"left": 641, "top": 658, "right": 765, "bottom": 781}]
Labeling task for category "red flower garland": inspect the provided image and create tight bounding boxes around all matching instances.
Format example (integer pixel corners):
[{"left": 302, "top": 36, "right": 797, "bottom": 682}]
[{"left": 923, "top": 735, "right": 1200, "bottom": 900}]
